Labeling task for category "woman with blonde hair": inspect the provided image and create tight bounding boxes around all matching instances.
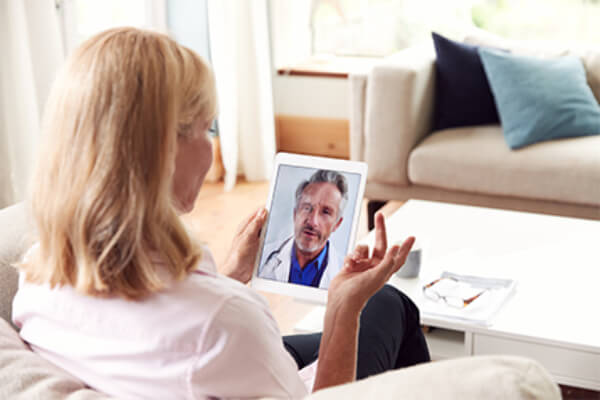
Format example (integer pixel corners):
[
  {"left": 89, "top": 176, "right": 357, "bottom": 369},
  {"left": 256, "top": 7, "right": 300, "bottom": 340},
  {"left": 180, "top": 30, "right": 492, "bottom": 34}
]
[{"left": 12, "top": 27, "right": 429, "bottom": 399}]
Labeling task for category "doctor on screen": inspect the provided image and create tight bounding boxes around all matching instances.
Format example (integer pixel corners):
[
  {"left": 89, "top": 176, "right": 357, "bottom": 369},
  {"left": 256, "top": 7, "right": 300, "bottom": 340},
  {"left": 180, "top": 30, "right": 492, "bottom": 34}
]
[{"left": 259, "top": 170, "right": 348, "bottom": 289}]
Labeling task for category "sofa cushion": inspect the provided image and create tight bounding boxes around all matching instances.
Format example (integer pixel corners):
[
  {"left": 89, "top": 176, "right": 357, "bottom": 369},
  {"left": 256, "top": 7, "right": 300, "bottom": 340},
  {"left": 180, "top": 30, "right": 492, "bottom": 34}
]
[
  {"left": 0, "top": 319, "right": 112, "bottom": 399},
  {"left": 408, "top": 126, "right": 600, "bottom": 206},
  {"left": 479, "top": 49, "right": 600, "bottom": 149},
  {"left": 432, "top": 32, "right": 500, "bottom": 131}
]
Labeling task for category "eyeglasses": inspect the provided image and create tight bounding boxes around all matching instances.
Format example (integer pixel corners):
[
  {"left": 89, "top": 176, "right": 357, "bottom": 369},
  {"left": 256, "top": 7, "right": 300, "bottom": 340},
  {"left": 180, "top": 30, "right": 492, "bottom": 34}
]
[{"left": 422, "top": 277, "right": 486, "bottom": 308}]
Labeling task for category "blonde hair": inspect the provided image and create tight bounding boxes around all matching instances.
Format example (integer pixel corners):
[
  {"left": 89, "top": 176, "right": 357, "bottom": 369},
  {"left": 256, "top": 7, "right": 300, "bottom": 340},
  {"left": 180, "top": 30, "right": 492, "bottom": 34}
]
[{"left": 21, "top": 27, "right": 217, "bottom": 299}]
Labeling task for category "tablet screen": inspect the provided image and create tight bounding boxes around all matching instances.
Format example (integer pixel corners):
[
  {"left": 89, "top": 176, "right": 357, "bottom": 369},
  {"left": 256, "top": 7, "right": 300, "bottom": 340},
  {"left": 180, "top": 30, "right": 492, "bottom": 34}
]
[{"left": 256, "top": 165, "right": 362, "bottom": 290}]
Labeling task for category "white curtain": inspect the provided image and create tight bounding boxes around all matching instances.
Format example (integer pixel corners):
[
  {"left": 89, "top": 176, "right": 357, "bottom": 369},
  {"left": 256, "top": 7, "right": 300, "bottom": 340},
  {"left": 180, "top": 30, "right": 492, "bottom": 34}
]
[
  {"left": 207, "top": 0, "right": 276, "bottom": 189},
  {"left": 0, "top": 0, "right": 64, "bottom": 208}
]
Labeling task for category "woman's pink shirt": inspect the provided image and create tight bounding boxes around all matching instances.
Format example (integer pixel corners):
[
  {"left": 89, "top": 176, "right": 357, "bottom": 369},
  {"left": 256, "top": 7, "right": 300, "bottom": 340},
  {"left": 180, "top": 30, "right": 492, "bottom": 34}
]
[{"left": 12, "top": 246, "right": 310, "bottom": 399}]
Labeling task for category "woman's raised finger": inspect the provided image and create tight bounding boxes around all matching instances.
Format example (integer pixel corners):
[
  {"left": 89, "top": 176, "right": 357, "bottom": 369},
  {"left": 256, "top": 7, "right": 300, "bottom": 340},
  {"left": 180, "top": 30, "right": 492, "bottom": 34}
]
[{"left": 372, "top": 212, "right": 388, "bottom": 261}]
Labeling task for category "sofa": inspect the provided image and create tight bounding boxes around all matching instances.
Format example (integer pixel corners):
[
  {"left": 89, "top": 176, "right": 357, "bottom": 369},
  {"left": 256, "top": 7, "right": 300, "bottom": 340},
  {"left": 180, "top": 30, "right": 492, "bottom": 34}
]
[
  {"left": 0, "top": 202, "right": 561, "bottom": 399},
  {"left": 350, "top": 30, "right": 600, "bottom": 222}
]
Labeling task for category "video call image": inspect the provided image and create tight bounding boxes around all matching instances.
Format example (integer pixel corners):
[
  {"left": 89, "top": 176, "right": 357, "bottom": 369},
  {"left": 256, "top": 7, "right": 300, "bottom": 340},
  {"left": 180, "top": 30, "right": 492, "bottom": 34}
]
[{"left": 257, "top": 166, "right": 361, "bottom": 290}]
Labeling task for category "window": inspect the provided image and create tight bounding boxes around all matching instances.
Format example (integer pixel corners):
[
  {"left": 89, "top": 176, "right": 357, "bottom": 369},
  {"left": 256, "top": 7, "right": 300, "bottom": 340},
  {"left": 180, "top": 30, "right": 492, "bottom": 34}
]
[
  {"left": 307, "top": 0, "right": 600, "bottom": 58},
  {"left": 57, "top": 0, "right": 166, "bottom": 54},
  {"left": 55, "top": 0, "right": 218, "bottom": 135},
  {"left": 310, "top": 0, "right": 473, "bottom": 57},
  {"left": 472, "top": 0, "right": 600, "bottom": 45}
]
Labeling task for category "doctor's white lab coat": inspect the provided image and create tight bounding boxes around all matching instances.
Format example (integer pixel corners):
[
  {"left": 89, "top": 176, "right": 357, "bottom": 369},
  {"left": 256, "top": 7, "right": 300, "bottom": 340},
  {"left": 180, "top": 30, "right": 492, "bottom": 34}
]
[{"left": 258, "top": 236, "right": 344, "bottom": 289}]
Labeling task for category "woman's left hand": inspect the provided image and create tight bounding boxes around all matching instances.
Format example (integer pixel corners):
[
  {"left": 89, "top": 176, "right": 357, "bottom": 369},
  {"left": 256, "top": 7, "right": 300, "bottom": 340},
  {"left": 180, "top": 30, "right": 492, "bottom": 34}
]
[
  {"left": 221, "top": 208, "right": 268, "bottom": 283},
  {"left": 327, "top": 213, "right": 414, "bottom": 315},
  {"left": 313, "top": 214, "right": 414, "bottom": 392}
]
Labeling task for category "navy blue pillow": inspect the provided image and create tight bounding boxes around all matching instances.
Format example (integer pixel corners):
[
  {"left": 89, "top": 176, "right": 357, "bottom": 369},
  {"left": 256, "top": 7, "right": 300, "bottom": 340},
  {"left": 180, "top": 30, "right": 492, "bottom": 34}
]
[{"left": 432, "top": 32, "right": 500, "bottom": 131}]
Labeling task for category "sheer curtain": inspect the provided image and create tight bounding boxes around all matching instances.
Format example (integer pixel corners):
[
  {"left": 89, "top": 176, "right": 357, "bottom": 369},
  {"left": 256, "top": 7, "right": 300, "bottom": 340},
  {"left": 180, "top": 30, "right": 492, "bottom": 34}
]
[
  {"left": 207, "top": 0, "right": 276, "bottom": 189},
  {"left": 0, "top": 0, "right": 64, "bottom": 208}
]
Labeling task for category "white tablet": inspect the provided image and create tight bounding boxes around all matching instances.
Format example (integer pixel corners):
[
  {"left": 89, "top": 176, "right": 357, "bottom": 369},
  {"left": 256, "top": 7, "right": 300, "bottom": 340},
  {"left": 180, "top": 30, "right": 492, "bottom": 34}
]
[{"left": 251, "top": 152, "right": 367, "bottom": 304}]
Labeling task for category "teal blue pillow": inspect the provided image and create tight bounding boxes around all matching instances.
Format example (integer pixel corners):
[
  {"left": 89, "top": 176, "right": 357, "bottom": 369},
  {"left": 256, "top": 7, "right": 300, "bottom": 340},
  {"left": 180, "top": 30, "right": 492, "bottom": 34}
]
[{"left": 478, "top": 48, "right": 600, "bottom": 149}]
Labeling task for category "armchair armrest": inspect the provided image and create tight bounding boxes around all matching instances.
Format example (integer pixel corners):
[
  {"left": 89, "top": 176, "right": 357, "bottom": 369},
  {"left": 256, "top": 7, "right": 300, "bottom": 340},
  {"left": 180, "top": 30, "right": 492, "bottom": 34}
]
[{"left": 351, "top": 45, "right": 436, "bottom": 186}]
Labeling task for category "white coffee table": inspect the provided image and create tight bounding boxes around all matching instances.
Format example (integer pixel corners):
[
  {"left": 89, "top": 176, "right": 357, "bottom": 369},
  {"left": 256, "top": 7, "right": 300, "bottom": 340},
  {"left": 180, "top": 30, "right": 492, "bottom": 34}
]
[{"left": 354, "top": 199, "right": 600, "bottom": 391}]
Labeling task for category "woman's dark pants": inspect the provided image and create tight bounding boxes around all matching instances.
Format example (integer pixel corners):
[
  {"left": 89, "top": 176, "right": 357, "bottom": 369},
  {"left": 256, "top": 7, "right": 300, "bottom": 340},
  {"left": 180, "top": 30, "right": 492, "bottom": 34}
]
[{"left": 283, "top": 284, "right": 431, "bottom": 379}]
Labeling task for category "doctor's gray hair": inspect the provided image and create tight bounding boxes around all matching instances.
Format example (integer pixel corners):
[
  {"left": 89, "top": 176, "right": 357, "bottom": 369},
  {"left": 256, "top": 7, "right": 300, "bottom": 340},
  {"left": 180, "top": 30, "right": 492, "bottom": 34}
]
[{"left": 294, "top": 170, "right": 348, "bottom": 219}]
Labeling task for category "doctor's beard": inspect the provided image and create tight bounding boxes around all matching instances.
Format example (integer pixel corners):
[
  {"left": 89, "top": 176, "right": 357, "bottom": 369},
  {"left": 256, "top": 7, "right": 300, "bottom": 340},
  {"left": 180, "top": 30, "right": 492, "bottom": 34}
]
[{"left": 295, "top": 224, "right": 325, "bottom": 254}]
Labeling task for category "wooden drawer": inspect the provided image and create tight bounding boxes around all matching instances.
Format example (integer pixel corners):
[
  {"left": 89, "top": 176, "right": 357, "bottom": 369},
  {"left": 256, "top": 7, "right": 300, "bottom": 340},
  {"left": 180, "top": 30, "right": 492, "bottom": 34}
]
[{"left": 275, "top": 115, "right": 349, "bottom": 159}]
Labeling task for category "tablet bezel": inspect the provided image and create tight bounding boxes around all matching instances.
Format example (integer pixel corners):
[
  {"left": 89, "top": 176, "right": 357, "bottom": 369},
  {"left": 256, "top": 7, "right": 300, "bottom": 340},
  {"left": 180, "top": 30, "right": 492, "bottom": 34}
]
[{"left": 250, "top": 152, "right": 368, "bottom": 304}]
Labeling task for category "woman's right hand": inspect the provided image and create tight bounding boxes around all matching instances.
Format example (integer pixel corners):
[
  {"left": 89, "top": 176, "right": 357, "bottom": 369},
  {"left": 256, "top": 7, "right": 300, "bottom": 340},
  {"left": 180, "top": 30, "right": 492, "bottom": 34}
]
[{"left": 327, "top": 212, "right": 415, "bottom": 316}]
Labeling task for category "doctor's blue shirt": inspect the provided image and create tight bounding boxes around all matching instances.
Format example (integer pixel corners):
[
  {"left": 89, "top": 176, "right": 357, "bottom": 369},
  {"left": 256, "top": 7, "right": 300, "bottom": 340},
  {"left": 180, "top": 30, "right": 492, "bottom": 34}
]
[{"left": 288, "top": 242, "right": 330, "bottom": 287}]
